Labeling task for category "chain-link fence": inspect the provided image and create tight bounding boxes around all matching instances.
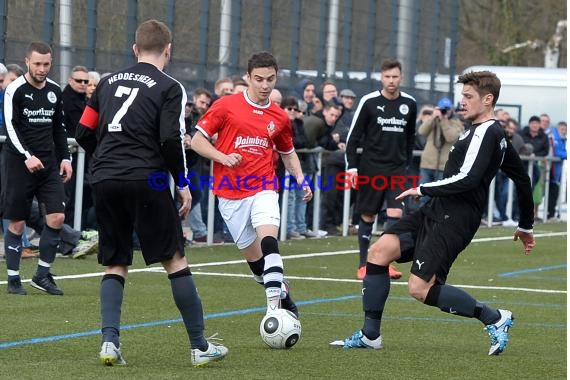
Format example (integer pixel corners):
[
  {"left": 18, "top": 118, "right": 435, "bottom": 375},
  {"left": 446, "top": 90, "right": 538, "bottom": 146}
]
[{"left": 0, "top": 0, "right": 460, "bottom": 105}]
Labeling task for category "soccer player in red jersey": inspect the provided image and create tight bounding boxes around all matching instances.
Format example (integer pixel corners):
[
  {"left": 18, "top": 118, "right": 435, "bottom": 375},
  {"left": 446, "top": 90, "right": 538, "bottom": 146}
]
[{"left": 191, "top": 51, "right": 311, "bottom": 318}]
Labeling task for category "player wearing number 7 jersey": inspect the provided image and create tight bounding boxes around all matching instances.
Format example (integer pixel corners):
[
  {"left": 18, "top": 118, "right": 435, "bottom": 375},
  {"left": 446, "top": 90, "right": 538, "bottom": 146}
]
[{"left": 76, "top": 19, "right": 227, "bottom": 367}]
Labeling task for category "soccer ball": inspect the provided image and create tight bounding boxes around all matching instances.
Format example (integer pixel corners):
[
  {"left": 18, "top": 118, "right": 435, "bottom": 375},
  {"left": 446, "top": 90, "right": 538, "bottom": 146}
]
[{"left": 259, "top": 309, "right": 302, "bottom": 349}]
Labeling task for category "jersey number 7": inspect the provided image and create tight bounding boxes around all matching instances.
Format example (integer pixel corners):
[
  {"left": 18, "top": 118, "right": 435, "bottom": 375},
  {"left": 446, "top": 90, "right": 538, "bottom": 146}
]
[{"left": 108, "top": 85, "right": 139, "bottom": 132}]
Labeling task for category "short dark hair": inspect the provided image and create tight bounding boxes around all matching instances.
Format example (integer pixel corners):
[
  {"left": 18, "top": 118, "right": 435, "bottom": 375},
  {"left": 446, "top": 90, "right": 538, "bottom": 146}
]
[
  {"left": 281, "top": 95, "right": 299, "bottom": 109},
  {"left": 135, "top": 19, "right": 171, "bottom": 54},
  {"left": 457, "top": 71, "right": 501, "bottom": 107},
  {"left": 247, "top": 51, "right": 278, "bottom": 74},
  {"left": 380, "top": 58, "right": 402, "bottom": 73},
  {"left": 193, "top": 87, "right": 212, "bottom": 99},
  {"left": 26, "top": 42, "right": 52, "bottom": 57}
]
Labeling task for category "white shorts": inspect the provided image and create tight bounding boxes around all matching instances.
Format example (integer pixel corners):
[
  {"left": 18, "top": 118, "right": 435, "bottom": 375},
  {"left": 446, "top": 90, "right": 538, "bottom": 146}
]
[{"left": 218, "top": 190, "right": 281, "bottom": 249}]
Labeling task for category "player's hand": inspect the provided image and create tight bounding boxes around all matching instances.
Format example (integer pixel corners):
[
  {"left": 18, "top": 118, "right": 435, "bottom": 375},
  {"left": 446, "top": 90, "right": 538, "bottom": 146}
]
[
  {"left": 513, "top": 229, "right": 535, "bottom": 255},
  {"left": 345, "top": 169, "right": 358, "bottom": 189},
  {"left": 59, "top": 160, "right": 73, "bottom": 183},
  {"left": 177, "top": 187, "right": 192, "bottom": 219},
  {"left": 395, "top": 187, "right": 421, "bottom": 201},
  {"left": 221, "top": 153, "right": 242, "bottom": 168},
  {"left": 183, "top": 134, "right": 192, "bottom": 149},
  {"left": 25, "top": 155, "right": 44, "bottom": 173},
  {"left": 300, "top": 182, "right": 313, "bottom": 203}
]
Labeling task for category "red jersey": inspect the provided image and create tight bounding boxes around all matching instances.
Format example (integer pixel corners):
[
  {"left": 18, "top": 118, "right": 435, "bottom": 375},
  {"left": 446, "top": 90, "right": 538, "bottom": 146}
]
[{"left": 196, "top": 91, "right": 294, "bottom": 199}]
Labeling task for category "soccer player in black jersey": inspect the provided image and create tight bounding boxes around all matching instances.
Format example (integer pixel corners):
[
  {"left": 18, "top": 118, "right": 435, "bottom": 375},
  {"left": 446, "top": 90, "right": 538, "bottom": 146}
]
[
  {"left": 333, "top": 70, "right": 535, "bottom": 356},
  {"left": 2, "top": 42, "right": 72, "bottom": 296},
  {"left": 345, "top": 59, "right": 417, "bottom": 281},
  {"left": 75, "top": 19, "right": 227, "bottom": 367}
]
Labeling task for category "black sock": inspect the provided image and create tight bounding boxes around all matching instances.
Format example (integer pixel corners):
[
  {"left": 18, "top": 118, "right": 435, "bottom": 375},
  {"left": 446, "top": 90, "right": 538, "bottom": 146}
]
[
  {"left": 100, "top": 274, "right": 124, "bottom": 347},
  {"left": 169, "top": 268, "right": 207, "bottom": 351},
  {"left": 247, "top": 257, "right": 265, "bottom": 285},
  {"left": 424, "top": 284, "right": 478, "bottom": 318},
  {"left": 5, "top": 229, "right": 23, "bottom": 279},
  {"left": 475, "top": 302, "right": 501, "bottom": 325},
  {"left": 361, "top": 263, "right": 390, "bottom": 340},
  {"left": 37, "top": 225, "right": 61, "bottom": 277},
  {"left": 358, "top": 219, "right": 374, "bottom": 267}
]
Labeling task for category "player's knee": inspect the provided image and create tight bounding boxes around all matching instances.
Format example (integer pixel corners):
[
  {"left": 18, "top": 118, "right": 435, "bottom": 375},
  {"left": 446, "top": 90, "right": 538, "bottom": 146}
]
[
  {"left": 361, "top": 214, "right": 375, "bottom": 224},
  {"left": 407, "top": 277, "right": 430, "bottom": 302},
  {"left": 368, "top": 234, "right": 400, "bottom": 263},
  {"left": 386, "top": 208, "right": 402, "bottom": 218},
  {"left": 46, "top": 213, "right": 65, "bottom": 228},
  {"left": 8, "top": 220, "right": 26, "bottom": 235}
]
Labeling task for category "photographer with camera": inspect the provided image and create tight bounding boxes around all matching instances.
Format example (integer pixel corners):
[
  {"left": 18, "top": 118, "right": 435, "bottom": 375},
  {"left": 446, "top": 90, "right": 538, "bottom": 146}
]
[{"left": 418, "top": 97, "right": 464, "bottom": 203}]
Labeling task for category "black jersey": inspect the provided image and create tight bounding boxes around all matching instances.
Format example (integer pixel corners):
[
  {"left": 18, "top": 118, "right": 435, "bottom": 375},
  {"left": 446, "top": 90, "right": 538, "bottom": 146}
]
[
  {"left": 345, "top": 90, "right": 417, "bottom": 175},
  {"left": 76, "top": 62, "right": 187, "bottom": 185},
  {"left": 420, "top": 120, "right": 534, "bottom": 230},
  {"left": 3, "top": 75, "right": 70, "bottom": 162}
]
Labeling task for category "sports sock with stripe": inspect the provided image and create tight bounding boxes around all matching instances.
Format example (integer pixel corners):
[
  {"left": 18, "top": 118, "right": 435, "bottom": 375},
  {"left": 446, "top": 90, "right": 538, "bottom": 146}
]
[
  {"left": 261, "top": 236, "right": 283, "bottom": 312},
  {"left": 5, "top": 229, "right": 22, "bottom": 280}
]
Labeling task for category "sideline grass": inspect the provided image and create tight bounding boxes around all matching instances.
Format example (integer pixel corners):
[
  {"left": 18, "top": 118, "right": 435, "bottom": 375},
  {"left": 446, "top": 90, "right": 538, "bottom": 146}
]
[{"left": 0, "top": 223, "right": 566, "bottom": 379}]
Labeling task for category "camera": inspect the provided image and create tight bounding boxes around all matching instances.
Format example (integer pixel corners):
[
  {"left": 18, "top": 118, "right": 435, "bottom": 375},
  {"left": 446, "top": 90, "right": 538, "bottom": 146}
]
[{"left": 440, "top": 108, "right": 448, "bottom": 115}]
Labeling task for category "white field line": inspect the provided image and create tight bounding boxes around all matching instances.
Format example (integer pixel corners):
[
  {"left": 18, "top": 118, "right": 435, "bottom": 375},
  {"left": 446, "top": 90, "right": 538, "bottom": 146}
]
[{"left": 0, "top": 232, "right": 565, "bottom": 295}]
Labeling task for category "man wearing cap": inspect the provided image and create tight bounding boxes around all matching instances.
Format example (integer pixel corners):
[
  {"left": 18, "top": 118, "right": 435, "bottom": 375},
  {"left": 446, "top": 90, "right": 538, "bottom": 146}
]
[
  {"left": 338, "top": 88, "right": 357, "bottom": 128},
  {"left": 418, "top": 97, "right": 464, "bottom": 201}
]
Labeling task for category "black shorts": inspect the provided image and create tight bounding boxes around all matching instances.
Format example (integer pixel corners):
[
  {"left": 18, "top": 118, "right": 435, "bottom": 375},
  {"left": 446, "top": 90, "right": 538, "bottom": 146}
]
[
  {"left": 93, "top": 180, "right": 185, "bottom": 266},
  {"left": 1, "top": 151, "right": 66, "bottom": 220},
  {"left": 385, "top": 205, "right": 477, "bottom": 284},
  {"left": 355, "top": 183, "right": 403, "bottom": 215}
]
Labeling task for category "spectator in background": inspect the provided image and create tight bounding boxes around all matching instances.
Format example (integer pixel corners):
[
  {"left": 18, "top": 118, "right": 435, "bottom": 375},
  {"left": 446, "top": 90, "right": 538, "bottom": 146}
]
[
  {"left": 233, "top": 77, "right": 248, "bottom": 93},
  {"left": 4, "top": 64, "right": 25, "bottom": 87},
  {"left": 548, "top": 121, "right": 566, "bottom": 221},
  {"left": 418, "top": 97, "right": 464, "bottom": 203},
  {"left": 411, "top": 104, "right": 434, "bottom": 175},
  {"left": 495, "top": 118, "right": 531, "bottom": 226},
  {"left": 302, "top": 101, "right": 343, "bottom": 234},
  {"left": 183, "top": 88, "right": 217, "bottom": 244},
  {"left": 294, "top": 78, "right": 315, "bottom": 115},
  {"left": 0, "top": 63, "right": 7, "bottom": 126},
  {"left": 310, "top": 92, "right": 324, "bottom": 116},
  {"left": 213, "top": 77, "right": 234, "bottom": 101},
  {"left": 338, "top": 88, "right": 357, "bottom": 128},
  {"left": 270, "top": 88, "right": 282, "bottom": 106},
  {"left": 280, "top": 96, "right": 314, "bottom": 239},
  {"left": 405, "top": 104, "right": 435, "bottom": 215},
  {"left": 519, "top": 115, "right": 550, "bottom": 221},
  {"left": 322, "top": 80, "right": 338, "bottom": 102},
  {"left": 495, "top": 108, "right": 510, "bottom": 124},
  {"left": 61, "top": 65, "right": 89, "bottom": 230},
  {"left": 86, "top": 71, "right": 101, "bottom": 100}
]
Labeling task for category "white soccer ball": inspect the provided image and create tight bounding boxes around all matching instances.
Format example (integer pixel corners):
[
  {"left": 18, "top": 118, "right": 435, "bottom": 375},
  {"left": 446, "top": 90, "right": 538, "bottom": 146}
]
[{"left": 259, "top": 309, "right": 302, "bottom": 349}]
